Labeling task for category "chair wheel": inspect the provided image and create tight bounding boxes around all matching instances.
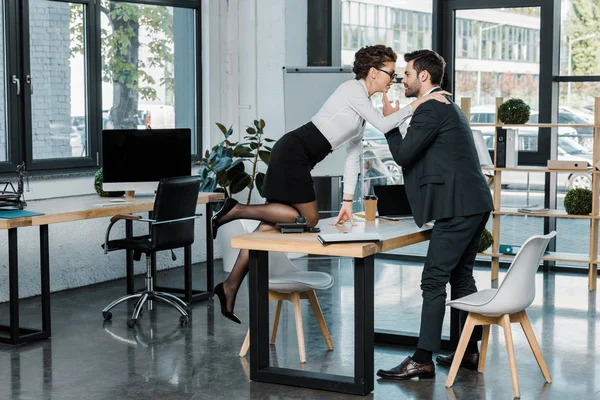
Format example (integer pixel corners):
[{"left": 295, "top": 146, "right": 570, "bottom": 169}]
[
  {"left": 179, "top": 315, "right": 189, "bottom": 327},
  {"left": 127, "top": 319, "right": 137, "bottom": 328},
  {"left": 103, "top": 311, "right": 112, "bottom": 321}
]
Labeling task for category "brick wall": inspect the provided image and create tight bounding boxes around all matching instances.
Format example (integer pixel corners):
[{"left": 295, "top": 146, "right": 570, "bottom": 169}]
[{"left": 29, "top": 0, "right": 73, "bottom": 159}]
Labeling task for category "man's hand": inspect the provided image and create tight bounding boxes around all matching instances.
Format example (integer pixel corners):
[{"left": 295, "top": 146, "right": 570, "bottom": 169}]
[
  {"left": 331, "top": 202, "right": 357, "bottom": 226},
  {"left": 382, "top": 92, "right": 400, "bottom": 117}
]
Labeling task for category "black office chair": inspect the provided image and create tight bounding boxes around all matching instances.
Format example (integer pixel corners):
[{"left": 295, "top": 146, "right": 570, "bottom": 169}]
[{"left": 101, "top": 176, "right": 202, "bottom": 328}]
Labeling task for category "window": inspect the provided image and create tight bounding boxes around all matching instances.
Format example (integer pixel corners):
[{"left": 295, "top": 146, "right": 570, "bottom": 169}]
[
  {"left": 0, "top": 0, "right": 201, "bottom": 173},
  {"left": 0, "top": 1, "right": 6, "bottom": 162}
]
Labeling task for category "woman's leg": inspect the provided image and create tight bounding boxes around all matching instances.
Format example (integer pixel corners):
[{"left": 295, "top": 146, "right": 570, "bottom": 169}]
[
  {"left": 222, "top": 222, "right": 276, "bottom": 312},
  {"left": 217, "top": 201, "right": 300, "bottom": 227},
  {"left": 220, "top": 200, "right": 319, "bottom": 313}
]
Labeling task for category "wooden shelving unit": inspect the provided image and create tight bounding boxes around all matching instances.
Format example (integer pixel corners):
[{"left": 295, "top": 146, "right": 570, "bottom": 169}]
[{"left": 461, "top": 96, "right": 600, "bottom": 291}]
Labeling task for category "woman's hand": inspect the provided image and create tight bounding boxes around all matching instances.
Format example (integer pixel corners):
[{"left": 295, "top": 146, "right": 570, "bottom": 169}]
[
  {"left": 382, "top": 92, "right": 400, "bottom": 117},
  {"left": 331, "top": 201, "right": 357, "bottom": 226},
  {"left": 410, "top": 91, "right": 452, "bottom": 111}
]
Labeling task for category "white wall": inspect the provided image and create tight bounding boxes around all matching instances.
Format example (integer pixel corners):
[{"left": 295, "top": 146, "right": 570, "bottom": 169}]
[{"left": 0, "top": 0, "right": 306, "bottom": 302}]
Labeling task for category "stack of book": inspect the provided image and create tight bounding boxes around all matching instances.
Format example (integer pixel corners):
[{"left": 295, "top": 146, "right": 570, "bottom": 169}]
[{"left": 517, "top": 205, "right": 549, "bottom": 213}]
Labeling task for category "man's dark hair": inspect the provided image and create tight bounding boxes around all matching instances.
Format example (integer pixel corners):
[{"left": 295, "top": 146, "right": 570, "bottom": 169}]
[
  {"left": 404, "top": 50, "right": 446, "bottom": 85},
  {"left": 353, "top": 45, "right": 397, "bottom": 80}
]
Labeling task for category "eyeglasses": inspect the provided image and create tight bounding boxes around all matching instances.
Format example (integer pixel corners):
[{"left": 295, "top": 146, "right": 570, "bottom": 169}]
[{"left": 376, "top": 68, "right": 398, "bottom": 81}]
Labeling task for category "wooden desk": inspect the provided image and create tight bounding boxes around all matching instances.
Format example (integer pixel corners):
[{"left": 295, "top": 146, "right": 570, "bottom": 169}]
[
  {"left": 0, "top": 192, "right": 223, "bottom": 345},
  {"left": 232, "top": 217, "right": 436, "bottom": 395}
]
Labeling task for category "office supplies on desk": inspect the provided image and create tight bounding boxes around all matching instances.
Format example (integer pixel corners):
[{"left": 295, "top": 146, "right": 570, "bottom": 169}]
[
  {"left": 0, "top": 209, "right": 44, "bottom": 219},
  {"left": 94, "top": 202, "right": 134, "bottom": 208},
  {"left": 317, "top": 232, "right": 382, "bottom": 244}
]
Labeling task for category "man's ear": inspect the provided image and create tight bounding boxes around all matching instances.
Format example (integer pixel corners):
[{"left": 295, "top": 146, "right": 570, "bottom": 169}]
[{"left": 419, "top": 70, "right": 430, "bottom": 83}]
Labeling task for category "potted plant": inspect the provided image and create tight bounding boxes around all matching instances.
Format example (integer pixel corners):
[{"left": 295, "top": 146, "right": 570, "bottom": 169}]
[
  {"left": 197, "top": 119, "right": 273, "bottom": 205},
  {"left": 498, "top": 98, "right": 531, "bottom": 124},
  {"left": 564, "top": 188, "right": 592, "bottom": 215}
]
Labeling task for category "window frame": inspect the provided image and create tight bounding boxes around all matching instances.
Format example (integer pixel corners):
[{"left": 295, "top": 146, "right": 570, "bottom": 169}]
[{"left": 1, "top": 0, "right": 203, "bottom": 175}]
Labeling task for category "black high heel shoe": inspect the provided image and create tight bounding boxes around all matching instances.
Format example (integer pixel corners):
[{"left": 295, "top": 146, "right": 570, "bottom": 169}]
[
  {"left": 212, "top": 282, "right": 241, "bottom": 324},
  {"left": 211, "top": 198, "right": 239, "bottom": 240}
]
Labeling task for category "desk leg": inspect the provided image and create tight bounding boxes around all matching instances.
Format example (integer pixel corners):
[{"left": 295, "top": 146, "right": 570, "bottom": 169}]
[
  {"left": 40, "top": 225, "right": 51, "bottom": 334},
  {"left": 0, "top": 227, "right": 51, "bottom": 345},
  {"left": 8, "top": 228, "right": 19, "bottom": 343},
  {"left": 248, "top": 250, "right": 373, "bottom": 395},
  {"left": 205, "top": 204, "right": 214, "bottom": 293},
  {"left": 126, "top": 220, "right": 134, "bottom": 294}
]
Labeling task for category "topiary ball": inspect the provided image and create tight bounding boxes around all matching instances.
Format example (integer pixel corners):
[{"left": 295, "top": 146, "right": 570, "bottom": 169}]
[
  {"left": 498, "top": 98, "right": 531, "bottom": 124},
  {"left": 564, "top": 188, "right": 592, "bottom": 215},
  {"left": 94, "top": 168, "right": 125, "bottom": 198},
  {"left": 478, "top": 227, "right": 493, "bottom": 253}
]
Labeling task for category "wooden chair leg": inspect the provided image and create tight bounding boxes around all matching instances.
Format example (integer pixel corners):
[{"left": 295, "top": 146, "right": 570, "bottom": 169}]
[
  {"left": 500, "top": 313, "right": 520, "bottom": 399},
  {"left": 478, "top": 324, "right": 491, "bottom": 373},
  {"left": 516, "top": 311, "right": 552, "bottom": 383},
  {"left": 271, "top": 300, "right": 283, "bottom": 344},
  {"left": 291, "top": 292, "right": 306, "bottom": 363},
  {"left": 239, "top": 329, "right": 250, "bottom": 358},
  {"left": 446, "top": 313, "right": 476, "bottom": 388},
  {"left": 306, "top": 290, "right": 333, "bottom": 350}
]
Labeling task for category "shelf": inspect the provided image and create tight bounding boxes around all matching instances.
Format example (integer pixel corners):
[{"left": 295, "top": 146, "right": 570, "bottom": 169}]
[
  {"left": 492, "top": 166, "right": 595, "bottom": 173},
  {"left": 479, "top": 251, "right": 590, "bottom": 263},
  {"left": 493, "top": 208, "right": 593, "bottom": 218},
  {"left": 469, "top": 123, "right": 598, "bottom": 128}
]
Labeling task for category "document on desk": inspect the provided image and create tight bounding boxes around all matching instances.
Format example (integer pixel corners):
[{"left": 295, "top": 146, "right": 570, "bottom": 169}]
[
  {"left": 317, "top": 232, "right": 382, "bottom": 244},
  {"left": 93, "top": 201, "right": 134, "bottom": 207}
]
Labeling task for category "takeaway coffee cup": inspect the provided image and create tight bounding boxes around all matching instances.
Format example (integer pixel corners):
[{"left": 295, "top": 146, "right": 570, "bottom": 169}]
[{"left": 363, "top": 195, "right": 378, "bottom": 221}]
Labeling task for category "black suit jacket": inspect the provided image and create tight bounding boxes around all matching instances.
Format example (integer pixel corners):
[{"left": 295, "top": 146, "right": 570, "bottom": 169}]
[{"left": 385, "top": 89, "right": 494, "bottom": 227}]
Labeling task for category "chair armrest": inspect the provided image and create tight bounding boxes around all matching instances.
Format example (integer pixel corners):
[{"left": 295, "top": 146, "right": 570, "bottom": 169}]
[
  {"left": 103, "top": 214, "right": 153, "bottom": 254},
  {"left": 110, "top": 214, "right": 143, "bottom": 223},
  {"left": 151, "top": 214, "right": 203, "bottom": 226}
]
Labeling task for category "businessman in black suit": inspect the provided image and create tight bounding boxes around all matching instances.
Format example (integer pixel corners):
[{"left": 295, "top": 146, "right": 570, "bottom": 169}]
[{"left": 376, "top": 50, "right": 494, "bottom": 380}]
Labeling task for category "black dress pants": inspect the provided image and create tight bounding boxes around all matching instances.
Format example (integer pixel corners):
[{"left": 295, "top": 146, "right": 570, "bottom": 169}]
[{"left": 416, "top": 211, "right": 490, "bottom": 352}]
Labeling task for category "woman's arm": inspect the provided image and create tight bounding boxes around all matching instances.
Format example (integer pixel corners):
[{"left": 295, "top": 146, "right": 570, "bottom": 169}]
[
  {"left": 346, "top": 87, "right": 413, "bottom": 133},
  {"left": 331, "top": 136, "right": 362, "bottom": 226}
]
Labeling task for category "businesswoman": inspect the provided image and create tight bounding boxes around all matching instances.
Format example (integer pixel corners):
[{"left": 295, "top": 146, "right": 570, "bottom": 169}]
[{"left": 211, "top": 44, "right": 450, "bottom": 323}]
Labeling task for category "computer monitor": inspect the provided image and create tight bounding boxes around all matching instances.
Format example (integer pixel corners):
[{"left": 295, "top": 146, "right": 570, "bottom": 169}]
[{"left": 102, "top": 128, "right": 191, "bottom": 193}]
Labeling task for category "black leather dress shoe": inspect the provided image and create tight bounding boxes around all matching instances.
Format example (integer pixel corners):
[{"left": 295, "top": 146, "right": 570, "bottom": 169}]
[
  {"left": 376, "top": 356, "right": 435, "bottom": 380},
  {"left": 436, "top": 351, "right": 479, "bottom": 371},
  {"left": 211, "top": 198, "right": 239, "bottom": 240}
]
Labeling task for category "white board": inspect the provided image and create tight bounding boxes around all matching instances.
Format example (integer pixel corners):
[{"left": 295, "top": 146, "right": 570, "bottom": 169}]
[{"left": 283, "top": 67, "right": 354, "bottom": 177}]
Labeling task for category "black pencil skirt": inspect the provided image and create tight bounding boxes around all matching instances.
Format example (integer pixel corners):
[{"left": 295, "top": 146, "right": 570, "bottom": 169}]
[{"left": 262, "top": 121, "right": 332, "bottom": 205}]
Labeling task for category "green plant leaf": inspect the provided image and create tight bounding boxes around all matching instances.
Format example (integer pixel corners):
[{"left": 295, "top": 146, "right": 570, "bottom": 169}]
[
  {"left": 230, "top": 174, "right": 252, "bottom": 194},
  {"left": 258, "top": 150, "right": 270, "bottom": 164},
  {"left": 227, "top": 159, "right": 246, "bottom": 176},
  {"left": 226, "top": 126, "right": 233, "bottom": 138},
  {"left": 246, "top": 127, "right": 257, "bottom": 135},
  {"left": 264, "top": 146, "right": 272, "bottom": 151},
  {"left": 227, "top": 158, "right": 245, "bottom": 171},
  {"left": 200, "top": 177, "right": 217, "bottom": 193},
  {"left": 253, "top": 120, "right": 260, "bottom": 129},
  {"left": 213, "top": 157, "right": 232, "bottom": 172},
  {"left": 216, "top": 122, "right": 227, "bottom": 135},
  {"left": 250, "top": 142, "right": 259, "bottom": 150},
  {"left": 255, "top": 172, "right": 265, "bottom": 196},
  {"left": 264, "top": 138, "right": 276, "bottom": 142},
  {"left": 233, "top": 145, "right": 253, "bottom": 157},
  {"left": 259, "top": 119, "right": 265, "bottom": 129}
]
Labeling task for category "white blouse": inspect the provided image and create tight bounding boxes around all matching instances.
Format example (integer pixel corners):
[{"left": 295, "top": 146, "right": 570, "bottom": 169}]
[{"left": 311, "top": 79, "right": 413, "bottom": 196}]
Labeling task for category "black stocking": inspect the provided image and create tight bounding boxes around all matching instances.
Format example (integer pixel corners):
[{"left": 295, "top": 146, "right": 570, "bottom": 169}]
[
  {"left": 222, "top": 222, "right": 275, "bottom": 312},
  {"left": 218, "top": 202, "right": 300, "bottom": 226}
]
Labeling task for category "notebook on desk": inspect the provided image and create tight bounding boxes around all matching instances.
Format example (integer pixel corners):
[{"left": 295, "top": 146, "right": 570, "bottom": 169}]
[
  {"left": 317, "top": 232, "right": 382, "bottom": 244},
  {"left": 373, "top": 185, "right": 413, "bottom": 220}
]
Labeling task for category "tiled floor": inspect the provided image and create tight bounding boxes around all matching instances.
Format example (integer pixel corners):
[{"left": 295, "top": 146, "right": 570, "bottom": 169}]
[{"left": 0, "top": 256, "right": 598, "bottom": 400}]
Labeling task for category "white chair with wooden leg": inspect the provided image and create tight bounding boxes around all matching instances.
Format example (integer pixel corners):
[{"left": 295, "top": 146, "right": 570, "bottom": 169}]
[
  {"left": 217, "top": 219, "right": 334, "bottom": 363},
  {"left": 238, "top": 249, "right": 334, "bottom": 363},
  {"left": 445, "top": 231, "right": 556, "bottom": 399}
]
